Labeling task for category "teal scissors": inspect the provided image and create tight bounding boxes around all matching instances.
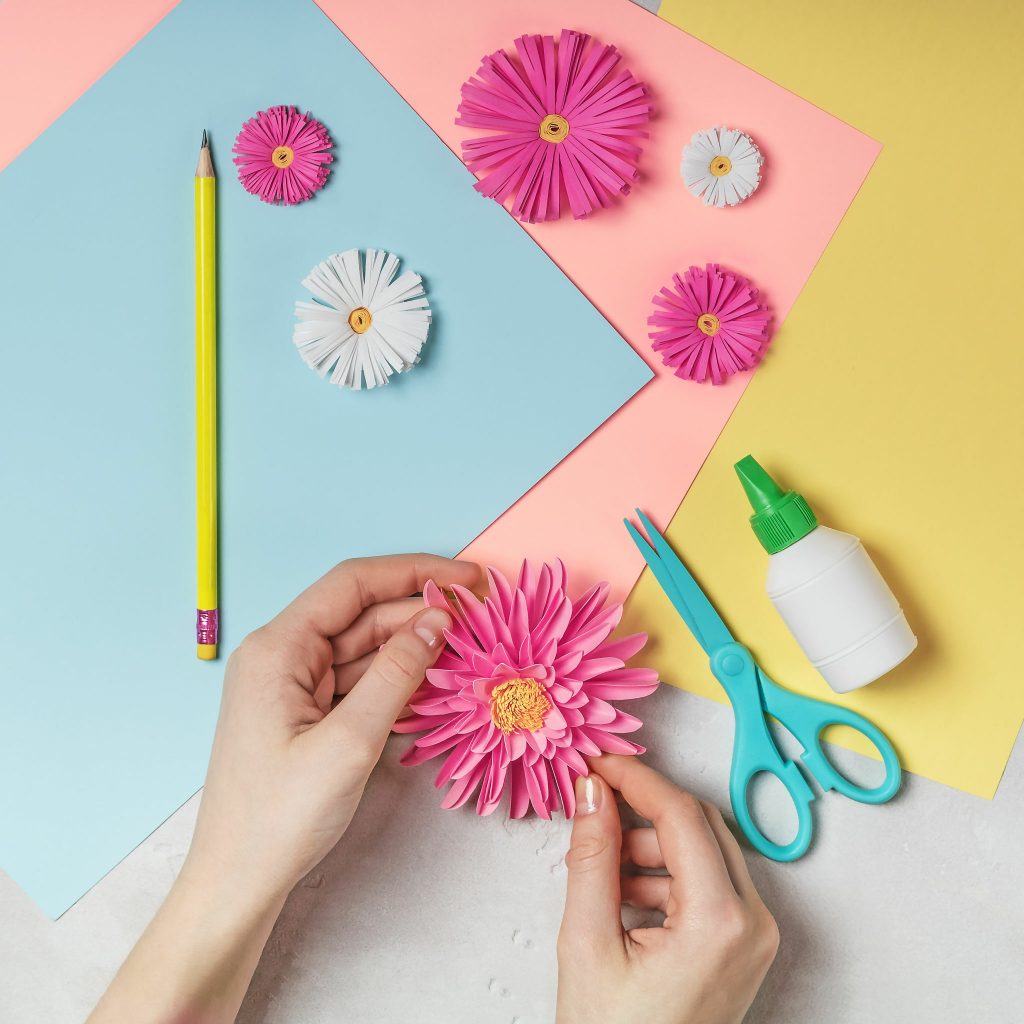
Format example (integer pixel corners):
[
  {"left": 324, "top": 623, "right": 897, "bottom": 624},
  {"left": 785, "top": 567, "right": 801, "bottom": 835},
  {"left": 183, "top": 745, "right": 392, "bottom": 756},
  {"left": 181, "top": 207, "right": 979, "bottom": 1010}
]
[{"left": 626, "top": 510, "right": 901, "bottom": 862}]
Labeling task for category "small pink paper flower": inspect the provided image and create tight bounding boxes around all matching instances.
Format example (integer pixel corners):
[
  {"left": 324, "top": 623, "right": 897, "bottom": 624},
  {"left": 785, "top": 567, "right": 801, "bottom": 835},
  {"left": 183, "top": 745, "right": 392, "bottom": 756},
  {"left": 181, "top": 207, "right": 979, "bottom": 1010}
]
[
  {"left": 456, "top": 30, "right": 653, "bottom": 223},
  {"left": 232, "top": 106, "right": 333, "bottom": 206},
  {"left": 648, "top": 263, "right": 772, "bottom": 385},
  {"left": 394, "top": 561, "right": 659, "bottom": 818}
]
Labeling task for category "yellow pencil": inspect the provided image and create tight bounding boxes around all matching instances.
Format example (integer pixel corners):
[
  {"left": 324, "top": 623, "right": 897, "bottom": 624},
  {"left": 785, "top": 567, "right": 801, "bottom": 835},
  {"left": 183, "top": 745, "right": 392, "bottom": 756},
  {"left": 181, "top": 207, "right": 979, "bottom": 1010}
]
[{"left": 195, "top": 130, "right": 218, "bottom": 660}]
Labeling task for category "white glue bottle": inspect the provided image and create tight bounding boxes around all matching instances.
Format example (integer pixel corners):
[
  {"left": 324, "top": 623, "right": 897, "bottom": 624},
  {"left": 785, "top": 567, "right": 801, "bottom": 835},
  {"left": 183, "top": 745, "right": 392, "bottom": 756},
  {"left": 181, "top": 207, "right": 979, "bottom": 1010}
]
[{"left": 734, "top": 455, "right": 917, "bottom": 693}]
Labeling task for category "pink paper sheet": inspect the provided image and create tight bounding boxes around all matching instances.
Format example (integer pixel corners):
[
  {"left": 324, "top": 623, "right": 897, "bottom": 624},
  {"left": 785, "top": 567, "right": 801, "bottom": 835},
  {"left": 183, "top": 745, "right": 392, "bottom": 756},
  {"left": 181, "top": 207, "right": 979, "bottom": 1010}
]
[
  {"left": 0, "top": 0, "right": 181, "bottom": 172},
  {"left": 0, "top": 0, "right": 879, "bottom": 602},
  {"left": 317, "top": 0, "right": 880, "bottom": 599}
]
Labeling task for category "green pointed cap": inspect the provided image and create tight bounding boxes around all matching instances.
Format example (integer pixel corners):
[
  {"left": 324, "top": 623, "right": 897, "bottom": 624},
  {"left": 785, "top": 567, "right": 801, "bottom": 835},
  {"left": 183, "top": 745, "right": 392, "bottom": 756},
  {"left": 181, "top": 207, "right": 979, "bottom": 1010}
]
[{"left": 734, "top": 455, "right": 818, "bottom": 554}]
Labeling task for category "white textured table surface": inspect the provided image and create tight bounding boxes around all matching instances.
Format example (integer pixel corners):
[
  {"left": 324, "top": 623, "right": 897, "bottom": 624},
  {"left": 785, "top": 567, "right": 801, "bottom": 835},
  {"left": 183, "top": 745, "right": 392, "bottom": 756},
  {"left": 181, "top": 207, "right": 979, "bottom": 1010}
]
[{"left": 2, "top": 683, "right": 1021, "bottom": 1023}]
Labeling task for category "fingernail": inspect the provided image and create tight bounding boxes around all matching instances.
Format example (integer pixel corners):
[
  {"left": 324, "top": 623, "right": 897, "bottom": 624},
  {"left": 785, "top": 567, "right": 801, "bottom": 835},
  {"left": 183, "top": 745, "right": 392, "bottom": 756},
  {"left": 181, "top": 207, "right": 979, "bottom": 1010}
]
[
  {"left": 414, "top": 608, "right": 451, "bottom": 648},
  {"left": 575, "top": 774, "right": 600, "bottom": 815}
]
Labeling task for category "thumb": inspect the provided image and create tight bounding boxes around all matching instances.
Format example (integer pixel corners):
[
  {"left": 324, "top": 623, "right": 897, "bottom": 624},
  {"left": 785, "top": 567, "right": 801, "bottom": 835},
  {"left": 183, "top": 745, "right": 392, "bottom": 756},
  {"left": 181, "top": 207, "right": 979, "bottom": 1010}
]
[
  {"left": 320, "top": 605, "right": 451, "bottom": 761},
  {"left": 559, "top": 773, "right": 624, "bottom": 956}
]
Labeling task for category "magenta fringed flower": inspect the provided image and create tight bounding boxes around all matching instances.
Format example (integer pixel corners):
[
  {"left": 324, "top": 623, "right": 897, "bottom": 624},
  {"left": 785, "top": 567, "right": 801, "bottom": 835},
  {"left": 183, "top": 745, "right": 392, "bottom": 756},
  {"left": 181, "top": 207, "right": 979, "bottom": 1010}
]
[
  {"left": 232, "top": 106, "right": 333, "bottom": 205},
  {"left": 456, "top": 30, "right": 653, "bottom": 223},
  {"left": 394, "top": 562, "right": 659, "bottom": 818},
  {"left": 648, "top": 264, "right": 772, "bottom": 385}
]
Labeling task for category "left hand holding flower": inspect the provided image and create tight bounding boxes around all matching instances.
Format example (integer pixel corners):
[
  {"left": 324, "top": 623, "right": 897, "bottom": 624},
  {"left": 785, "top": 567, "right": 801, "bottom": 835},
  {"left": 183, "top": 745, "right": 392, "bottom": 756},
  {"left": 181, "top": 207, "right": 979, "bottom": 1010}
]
[
  {"left": 87, "top": 554, "right": 480, "bottom": 1024},
  {"left": 188, "top": 553, "right": 479, "bottom": 898}
]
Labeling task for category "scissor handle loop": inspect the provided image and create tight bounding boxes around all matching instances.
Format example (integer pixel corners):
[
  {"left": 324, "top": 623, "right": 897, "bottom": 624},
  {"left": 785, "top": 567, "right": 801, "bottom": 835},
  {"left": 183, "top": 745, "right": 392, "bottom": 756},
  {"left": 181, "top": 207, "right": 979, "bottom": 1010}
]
[
  {"left": 759, "top": 676, "right": 902, "bottom": 805},
  {"left": 800, "top": 702, "right": 902, "bottom": 804},
  {"left": 730, "top": 757, "right": 815, "bottom": 863}
]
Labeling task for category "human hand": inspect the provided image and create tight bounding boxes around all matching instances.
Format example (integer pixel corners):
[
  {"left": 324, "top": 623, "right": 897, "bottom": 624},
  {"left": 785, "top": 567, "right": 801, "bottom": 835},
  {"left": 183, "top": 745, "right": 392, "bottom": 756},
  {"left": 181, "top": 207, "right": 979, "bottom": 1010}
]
[
  {"left": 88, "top": 555, "right": 482, "bottom": 1024},
  {"left": 184, "top": 554, "right": 481, "bottom": 904},
  {"left": 556, "top": 755, "right": 779, "bottom": 1024}
]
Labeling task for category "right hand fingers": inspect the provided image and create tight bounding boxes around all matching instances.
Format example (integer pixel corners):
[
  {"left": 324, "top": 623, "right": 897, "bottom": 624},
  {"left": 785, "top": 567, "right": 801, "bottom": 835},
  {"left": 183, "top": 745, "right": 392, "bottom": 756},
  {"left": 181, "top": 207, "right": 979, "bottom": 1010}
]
[
  {"left": 622, "top": 810, "right": 759, "bottom": 903},
  {"left": 622, "top": 827, "right": 665, "bottom": 869},
  {"left": 558, "top": 774, "right": 627, "bottom": 962},
  {"left": 697, "top": 798, "right": 762, "bottom": 906},
  {"left": 590, "top": 755, "right": 740, "bottom": 910}
]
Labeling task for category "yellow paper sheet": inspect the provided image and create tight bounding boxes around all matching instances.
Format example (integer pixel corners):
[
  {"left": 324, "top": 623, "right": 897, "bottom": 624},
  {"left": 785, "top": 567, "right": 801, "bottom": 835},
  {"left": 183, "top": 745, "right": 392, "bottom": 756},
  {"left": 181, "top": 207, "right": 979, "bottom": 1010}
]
[{"left": 623, "top": 0, "right": 1024, "bottom": 799}]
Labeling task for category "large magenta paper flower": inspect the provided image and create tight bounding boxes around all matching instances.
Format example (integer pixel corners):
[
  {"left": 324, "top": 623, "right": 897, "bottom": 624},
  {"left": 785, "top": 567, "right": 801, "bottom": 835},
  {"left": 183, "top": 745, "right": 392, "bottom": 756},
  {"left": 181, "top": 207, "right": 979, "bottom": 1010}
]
[
  {"left": 232, "top": 105, "right": 333, "bottom": 206},
  {"left": 648, "top": 263, "right": 772, "bottom": 385},
  {"left": 394, "top": 562, "right": 659, "bottom": 818},
  {"left": 456, "top": 30, "right": 653, "bottom": 223}
]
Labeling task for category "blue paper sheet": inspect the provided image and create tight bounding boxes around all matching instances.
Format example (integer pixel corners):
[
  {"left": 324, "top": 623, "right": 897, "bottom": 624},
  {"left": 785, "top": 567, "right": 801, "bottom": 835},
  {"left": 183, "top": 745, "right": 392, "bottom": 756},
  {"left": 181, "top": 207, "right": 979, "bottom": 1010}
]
[{"left": 0, "top": 0, "right": 652, "bottom": 917}]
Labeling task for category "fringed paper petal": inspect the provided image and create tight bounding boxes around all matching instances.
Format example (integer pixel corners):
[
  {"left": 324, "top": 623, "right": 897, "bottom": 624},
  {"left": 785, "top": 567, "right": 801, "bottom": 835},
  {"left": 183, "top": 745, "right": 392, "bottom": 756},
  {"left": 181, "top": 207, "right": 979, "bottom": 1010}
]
[{"left": 457, "top": 30, "right": 652, "bottom": 223}]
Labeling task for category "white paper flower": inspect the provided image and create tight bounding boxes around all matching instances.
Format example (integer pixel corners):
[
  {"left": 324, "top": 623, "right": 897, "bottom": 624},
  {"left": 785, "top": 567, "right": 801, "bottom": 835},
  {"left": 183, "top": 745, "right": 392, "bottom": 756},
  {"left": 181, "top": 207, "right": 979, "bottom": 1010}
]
[
  {"left": 293, "top": 248, "right": 431, "bottom": 389},
  {"left": 681, "top": 127, "right": 763, "bottom": 208}
]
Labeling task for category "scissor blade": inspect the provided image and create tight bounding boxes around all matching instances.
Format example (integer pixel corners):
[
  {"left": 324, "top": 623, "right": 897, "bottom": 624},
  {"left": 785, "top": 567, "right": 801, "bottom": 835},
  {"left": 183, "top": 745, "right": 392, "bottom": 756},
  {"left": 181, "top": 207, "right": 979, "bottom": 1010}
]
[
  {"left": 630, "top": 509, "right": 735, "bottom": 655},
  {"left": 625, "top": 517, "right": 708, "bottom": 646}
]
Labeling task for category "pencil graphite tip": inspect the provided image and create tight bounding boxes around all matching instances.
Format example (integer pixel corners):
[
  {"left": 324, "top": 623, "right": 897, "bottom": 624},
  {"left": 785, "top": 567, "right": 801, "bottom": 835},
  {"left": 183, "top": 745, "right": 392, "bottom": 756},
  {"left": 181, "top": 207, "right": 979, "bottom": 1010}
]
[{"left": 201, "top": 128, "right": 208, "bottom": 149}]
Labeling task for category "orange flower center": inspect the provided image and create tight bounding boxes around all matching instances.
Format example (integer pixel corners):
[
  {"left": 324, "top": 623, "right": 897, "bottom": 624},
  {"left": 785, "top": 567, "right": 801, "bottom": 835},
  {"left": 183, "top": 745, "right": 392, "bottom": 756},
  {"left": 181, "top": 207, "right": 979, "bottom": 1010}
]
[
  {"left": 539, "top": 114, "right": 570, "bottom": 143},
  {"left": 272, "top": 145, "right": 295, "bottom": 168},
  {"left": 490, "top": 677, "right": 551, "bottom": 733},
  {"left": 348, "top": 306, "right": 373, "bottom": 334},
  {"left": 709, "top": 154, "right": 732, "bottom": 177},
  {"left": 697, "top": 312, "right": 721, "bottom": 336}
]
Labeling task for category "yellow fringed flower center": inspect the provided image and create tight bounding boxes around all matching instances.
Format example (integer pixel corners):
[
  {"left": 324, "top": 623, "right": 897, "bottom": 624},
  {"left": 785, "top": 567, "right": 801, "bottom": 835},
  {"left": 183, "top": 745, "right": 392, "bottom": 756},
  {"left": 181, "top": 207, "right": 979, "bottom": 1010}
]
[
  {"left": 490, "top": 677, "right": 551, "bottom": 733},
  {"left": 697, "top": 312, "right": 721, "bottom": 336},
  {"left": 709, "top": 154, "right": 732, "bottom": 177},
  {"left": 539, "top": 114, "right": 570, "bottom": 143},
  {"left": 348, "top": 306, "right": 373, "bottom": 334},
  {"left": 272, "top": 145, "right": 295, "bottom": 168}
]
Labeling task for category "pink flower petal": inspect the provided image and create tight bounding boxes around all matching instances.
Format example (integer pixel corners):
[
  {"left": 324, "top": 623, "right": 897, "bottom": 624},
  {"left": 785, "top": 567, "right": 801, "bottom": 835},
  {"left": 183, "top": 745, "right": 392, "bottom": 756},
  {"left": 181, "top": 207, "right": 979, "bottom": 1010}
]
[
  {"left": 567, "top": 582, "right": 612, "bottom": 634},
  {"left": 581, "top": 695, "right": 618, "bottom": 725},
  {"left": 486, "top": 567, "right": 515, "bottom": 617},
  {"left": 602, "top": 709, "right": 645, "bottom": 734},
  {"left": 584, "top": 678, "right": 659, "bottom": 700},
  {"left": 596, "top": 633, "right": 648, "bottom": 662},
  {"left": 556, "top": 745, "right": 588, "bottom": 776},
  {"left": 434, "top": 735, "right": 476, "bottom": 786},
  {"left": 574, "top": 656, "right": 627, "bottom": 681},
  {"left": 582, "top": 729, "right": 645, "bottom": 756},
  {"left": 425, "top": 667, "right": 472, "bottom": 690},
  {"left": 565, "top": 604, "right": 623, "bottom": 656},
  {"left": 524, "top": 760, "right": 553, "bottom": 819},
  {"left": 451, "top": 584, "right": 498, "bottom": 649},
  {"left": 400, "top": 741, "right": 454, "bottom": 768},
  {"left": 569, "top": 728, "right": 603, "bottom": 757},
  {"left": 509, "top": 761, "right": 531, "bottom": 819},
  {"left": 393, "top": 714, "right": 439, "bottom": 735},
  {"left": 477, "top": 748, "right": 509, "bottom": 816},
  {"left": 441, "top": 760, "right": 488, "bottom": 810},
  {"left": 550, "top": 756, "right": 578, "bottom": 818},
  {"left": 470, "top": 721, "right": 502, "bottom": 754}
]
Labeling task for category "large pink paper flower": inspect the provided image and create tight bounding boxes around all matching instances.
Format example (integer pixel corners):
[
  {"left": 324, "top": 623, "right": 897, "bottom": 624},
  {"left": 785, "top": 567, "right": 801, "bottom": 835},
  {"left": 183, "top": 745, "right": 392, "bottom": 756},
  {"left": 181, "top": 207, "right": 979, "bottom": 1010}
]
[
  {"left": 394, "top": 562, "right": 659, "bottom": 818},
  {"left": 232, "top": 105, "right": 333, "bottom": 206},
  {"left": 648, "top": 263, "right": 772, "bottom": 385},
  {"left": 456, "top": 30, "right": 653, "bottom": 223}
]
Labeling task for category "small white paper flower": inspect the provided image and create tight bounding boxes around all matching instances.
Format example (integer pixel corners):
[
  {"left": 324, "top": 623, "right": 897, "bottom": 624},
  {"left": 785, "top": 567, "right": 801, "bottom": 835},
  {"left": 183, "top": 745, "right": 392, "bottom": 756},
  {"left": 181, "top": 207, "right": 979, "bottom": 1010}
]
[
  {"left": 681, "top": 127, "right": 763, "bottom": 208},
  {"left": 293, "top": 248, "right": 431, "bottom": 389}
]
